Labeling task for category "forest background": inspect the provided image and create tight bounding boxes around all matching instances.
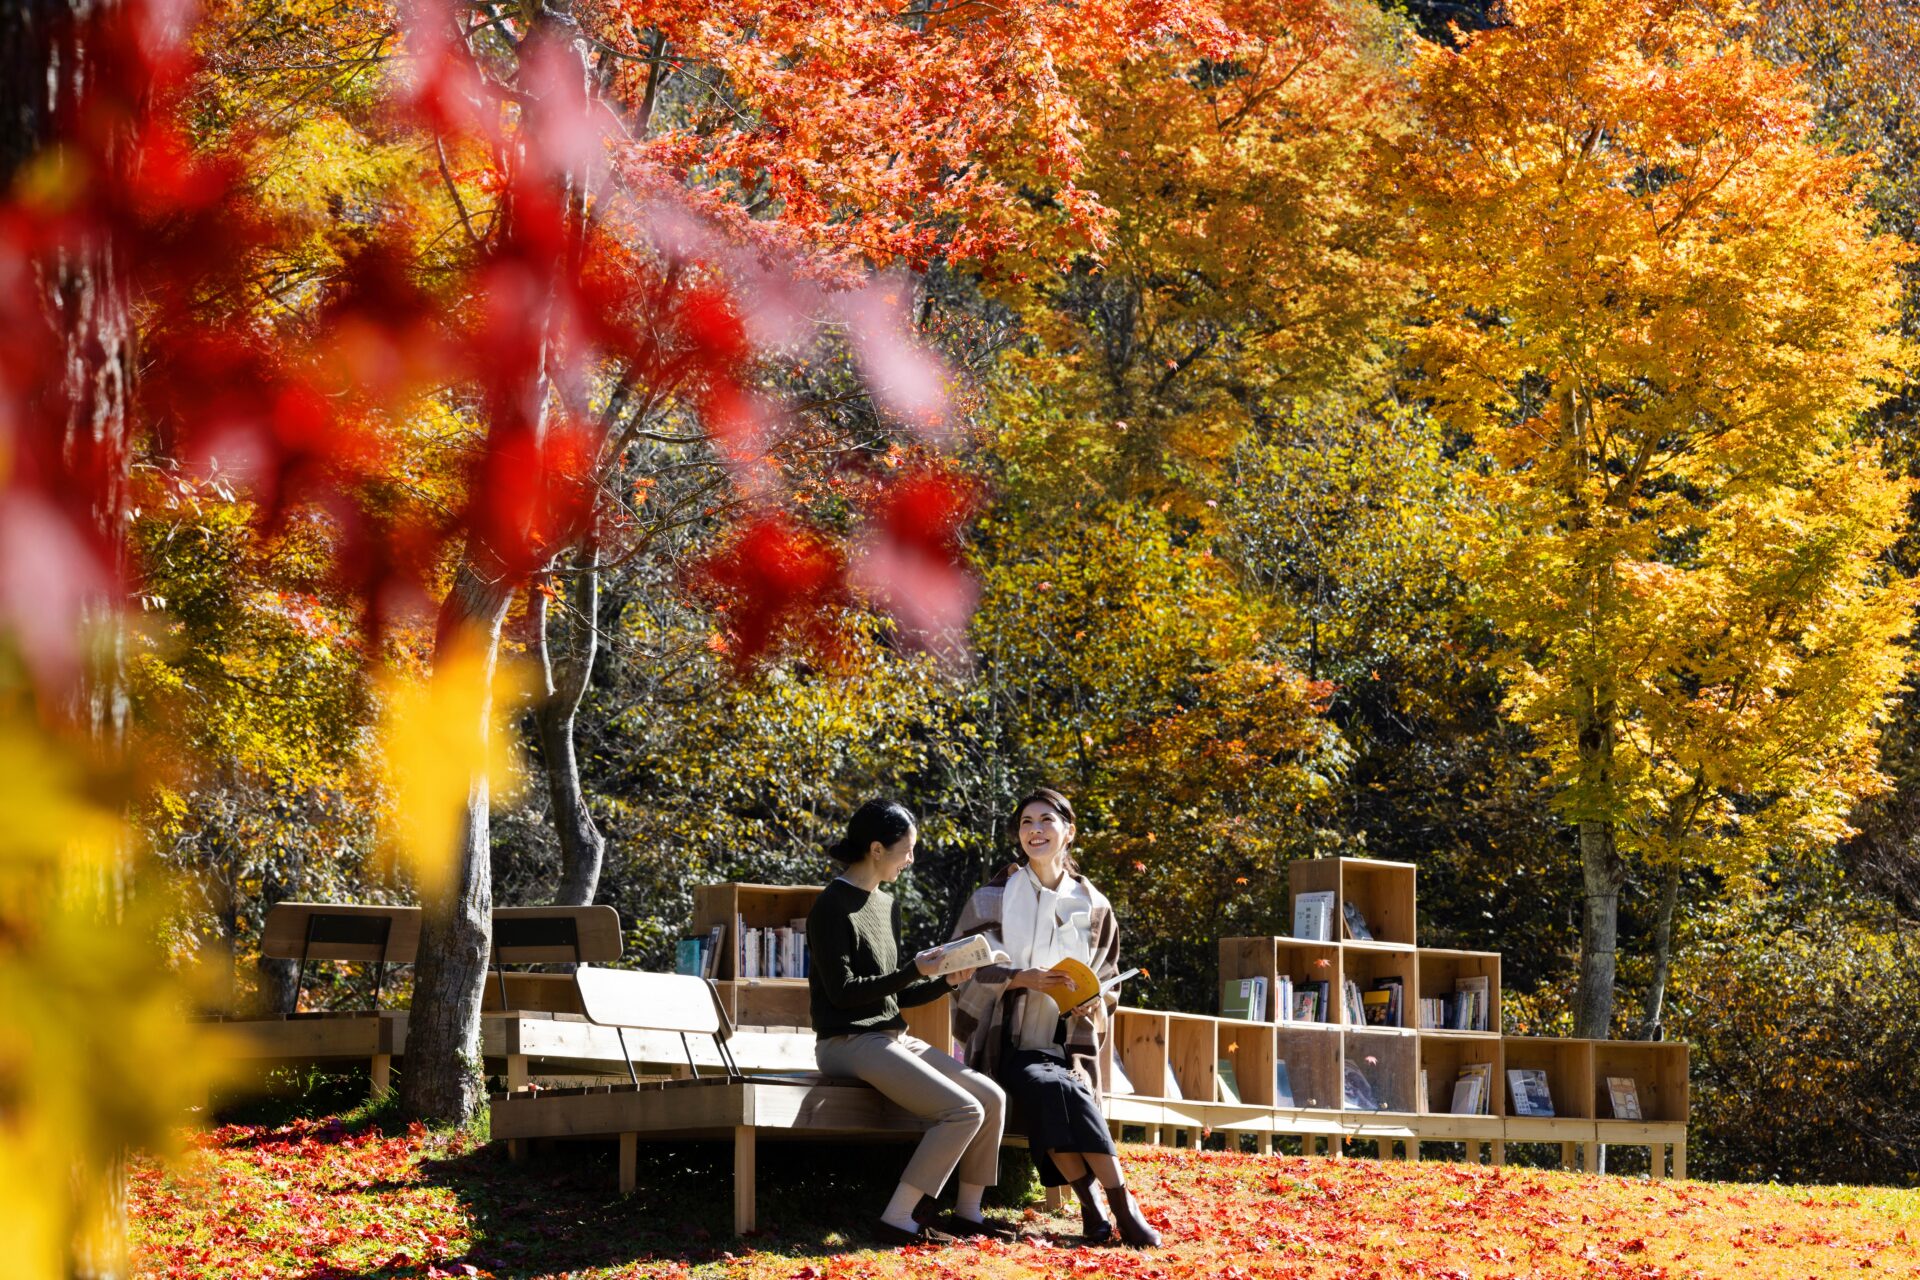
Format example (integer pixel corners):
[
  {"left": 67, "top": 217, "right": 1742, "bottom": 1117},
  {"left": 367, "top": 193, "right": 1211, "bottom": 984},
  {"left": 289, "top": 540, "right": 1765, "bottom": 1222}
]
[{"left": 4, "top": 3, "right": 1919, "bottom": 1262}]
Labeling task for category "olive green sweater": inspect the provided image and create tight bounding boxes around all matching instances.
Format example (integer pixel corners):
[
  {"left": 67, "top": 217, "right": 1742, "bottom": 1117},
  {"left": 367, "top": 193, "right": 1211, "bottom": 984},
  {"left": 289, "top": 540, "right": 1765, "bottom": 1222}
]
[{"left": 807, "top": 878, "right": 949, "bottom": 1037}]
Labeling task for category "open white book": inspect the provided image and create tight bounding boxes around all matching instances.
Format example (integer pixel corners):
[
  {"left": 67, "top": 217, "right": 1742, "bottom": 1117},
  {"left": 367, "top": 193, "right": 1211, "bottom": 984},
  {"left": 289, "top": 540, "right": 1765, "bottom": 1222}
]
[{"left": 915, "top": 933, "right": 1011, "bottom": 977}]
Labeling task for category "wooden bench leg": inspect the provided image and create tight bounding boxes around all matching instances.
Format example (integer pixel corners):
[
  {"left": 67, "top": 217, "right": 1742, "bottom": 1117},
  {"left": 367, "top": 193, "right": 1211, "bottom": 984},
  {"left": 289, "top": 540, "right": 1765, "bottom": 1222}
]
[
  {"left": 1673, "top": 1139, "right": 1686, "bottom": 1180},
  {"left": 370, "top": 1054, "right": 391, "bottom": 1098},
  {"left": 507, "top": 1054, "right": 528, "bottom": 1095},
  {"left": 507, "top": 1139, "right": 524, "bottom": 1163},
  {"left": 1257, "top": 1132, "right": 1273, "bottom": 1155},
  {"left": 1045, "top": 1185, "right": 1068, "bottom": 1213},
  {"left": 734, "top": 1125, "right": 756, "bottom": 1236},
  {"left": 1579, "top": 1142, "right": 1594, "bottom": 1173},
  {"left": 1148, "top": 1125, "right": 1161, "bottom": 1147},
  {"left": 1560, "top": 1141, "right": 1575, "bottom": 1170},
  {"left": 1491, "top": 1139, "right": 1505, "bottom": 1167},
  {"left": 1403, "top": 1139, "right": 1419, "bottom": 1162},
  {"left": 619, "top": 1132, "right": 637, "bottom": 1195}
]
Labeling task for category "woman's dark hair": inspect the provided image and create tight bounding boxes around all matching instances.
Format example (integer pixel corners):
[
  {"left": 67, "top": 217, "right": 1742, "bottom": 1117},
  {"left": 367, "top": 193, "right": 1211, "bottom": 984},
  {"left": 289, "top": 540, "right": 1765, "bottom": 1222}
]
[
  {"left": 1007, "top": 787, "right": 1078, "bottom": 875},
  {"left": 827, "top": 799, "right": 917, "bottom": 867}
]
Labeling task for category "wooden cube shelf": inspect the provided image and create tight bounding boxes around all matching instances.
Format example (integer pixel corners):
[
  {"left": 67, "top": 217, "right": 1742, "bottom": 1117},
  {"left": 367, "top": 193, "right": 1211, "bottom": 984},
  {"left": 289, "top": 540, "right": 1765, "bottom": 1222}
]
[
  {"left": 1291, "top": 857, "right": 1416, "bottom": 946},
  {"left": 1113, "top": 1009, "right": 1172, "bottom": 1099},
  {"left": 1419, "top": 1031, "right": 1504, "bottom": 1116},
  {"left": 1275, "top": 1024, "right": 1342, "bottom": 1111},
  {"left": 1592, "top": 1040, "right": 1689, "bottom": 1123},
  {"left": 1219, "top": 936, "right": 1342, "bottom": 1023},
  {"left": 1341, "top": 945, "right": 1417, "bottom": 1029},
  {"left": 1345, "top": 1028, "right": 1419, "bottom": 1113},
  {"left": 1503, "top": 1036, "right": 1595, "bottom": 1122},
  {"left": 1217, "top": 1022, "right": 1275, "bottom": 1105},
  {"left": 1416, "top": 948, "right": 1501, "bottom": 1034},
  {"left": 1167, "top": 1013, "right": 1220, "bottom": 1104},
  {"left": 691, "top": 883, "right": 821, "bottom": 982},
  {"left": 720, "top": 977, "right": 810, "bottom": 1029}
]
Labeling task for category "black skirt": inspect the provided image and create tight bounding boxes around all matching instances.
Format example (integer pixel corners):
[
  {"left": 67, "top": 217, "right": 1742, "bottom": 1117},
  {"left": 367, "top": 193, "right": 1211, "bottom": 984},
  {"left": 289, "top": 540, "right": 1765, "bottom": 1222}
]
[{"left": 998, "top": 1047, "right": 1117, "bottom": 1185}]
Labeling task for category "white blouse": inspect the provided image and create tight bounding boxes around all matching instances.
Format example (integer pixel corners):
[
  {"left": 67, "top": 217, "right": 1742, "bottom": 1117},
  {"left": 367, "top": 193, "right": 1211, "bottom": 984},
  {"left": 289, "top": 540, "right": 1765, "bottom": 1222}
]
[{"left": 1003, "top": 866, "right": 1094, "bottom": 1055}]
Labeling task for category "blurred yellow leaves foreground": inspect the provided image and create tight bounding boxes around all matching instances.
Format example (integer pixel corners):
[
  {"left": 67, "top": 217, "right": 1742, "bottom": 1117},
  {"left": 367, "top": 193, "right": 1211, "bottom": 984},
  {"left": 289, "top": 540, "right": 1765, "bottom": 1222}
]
[
  {"left": 0, "top": 703, "right": 222, "bottom": 1280},
  {"left": 376, "top": 630, "right": 527, "bottom": 898}
]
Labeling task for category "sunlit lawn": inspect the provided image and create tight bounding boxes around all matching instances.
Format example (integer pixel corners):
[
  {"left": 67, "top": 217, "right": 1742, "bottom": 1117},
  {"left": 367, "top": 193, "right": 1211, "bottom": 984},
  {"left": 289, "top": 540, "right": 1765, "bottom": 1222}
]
[{"left": 131, "top": 1098, "right": 1920, "bottom": 1280}]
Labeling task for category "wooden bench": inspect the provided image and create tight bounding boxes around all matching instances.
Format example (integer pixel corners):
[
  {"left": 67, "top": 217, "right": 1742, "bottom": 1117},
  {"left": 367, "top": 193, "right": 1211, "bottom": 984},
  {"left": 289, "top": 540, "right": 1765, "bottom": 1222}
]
[
  {"left": 203, "top": 904, "right": 626, "bottom": 1096},
  {"left": 491, "top": 966, "right": 958, "bottom": 1236}
]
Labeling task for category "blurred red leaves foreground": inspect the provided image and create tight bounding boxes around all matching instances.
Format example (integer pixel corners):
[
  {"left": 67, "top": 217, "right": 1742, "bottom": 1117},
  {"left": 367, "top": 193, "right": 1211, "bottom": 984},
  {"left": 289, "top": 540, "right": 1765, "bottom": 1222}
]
[{"left": 131, "top": 1121, "right": 1920, "bottom": 1279}]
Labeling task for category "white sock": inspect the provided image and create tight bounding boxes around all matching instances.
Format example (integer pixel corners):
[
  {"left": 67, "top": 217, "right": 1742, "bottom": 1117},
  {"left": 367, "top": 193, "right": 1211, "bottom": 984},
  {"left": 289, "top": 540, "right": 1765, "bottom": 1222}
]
[
  {"left": 955, "top": 1182, "right": 987, "bottom": 1223},
  {"left": 882, "top": 1181, "right": 925, "bottom": 1233}
]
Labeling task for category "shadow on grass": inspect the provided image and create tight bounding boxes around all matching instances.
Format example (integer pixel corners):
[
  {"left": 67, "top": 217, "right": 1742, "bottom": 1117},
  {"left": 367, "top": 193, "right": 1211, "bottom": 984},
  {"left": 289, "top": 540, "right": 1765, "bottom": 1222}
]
[{"left": 398, "top": 1135, "right": 1052, "bottom": 1278}]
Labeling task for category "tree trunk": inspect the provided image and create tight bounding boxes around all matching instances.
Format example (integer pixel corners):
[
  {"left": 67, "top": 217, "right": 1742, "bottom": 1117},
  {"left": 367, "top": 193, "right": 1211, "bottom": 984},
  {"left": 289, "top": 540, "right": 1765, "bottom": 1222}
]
[
  {"left": 1573, "top": 819, "right": 1622, "bottom": 1037},
  {"left": 1639, "top": 858, "right": 1681, "bottom": 1040},
  {"left": 534, "top": 562, "right": 605, "bottom": 906},
  {"left": 398, "top": 560, "right": 517, "bottom": 1124}
]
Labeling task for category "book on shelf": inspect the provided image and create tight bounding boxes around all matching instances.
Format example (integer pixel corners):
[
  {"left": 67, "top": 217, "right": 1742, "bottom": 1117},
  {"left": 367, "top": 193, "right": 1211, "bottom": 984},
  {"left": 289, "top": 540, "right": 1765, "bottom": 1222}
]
[
  {"left": 1507, "top": 1067, "right": 1554, "bottom": 1117},
  {"left": 1293, "top": 891, "right": 1336, "bottom": 942},
  {"left": 1606, "top": 1076, "right": 1643, "bottom": 1120},
  {"left": 1362, "top": 989, "right": 1394, "bottom": 1026},
  {"left": 1302, "top": 979, "right": 1332, "bottom": 1023},
  {"left": 1343, "top": 1059, "right": 1382, "bottom": 1111},
  {"left": 1368, "top": 977, "right": 1404, "bottom": 1027},
  {"left": 702, "top": 924, "right": 726, "bottom": 979},
  {"left": 674, "top": 937, "right": 704, "bottom": 976},
  {"left": 1273, "top": 975, "right": 1295, "bottom": 1023},
  {"left": 1221, "top": 976, "right": 1269, "bottom": 1021},
  {"left": 1216, "top": 1057, "right": 1242, "bottom": 1104},
  {"left": 1450, "top": 1062, "right": 1493, "bottom": 1115},
  {"left": 915, "top": 933, "right": 1010, "bottom": 977},
  {"left": 1342, "top": 900, "right": 1374, "bottom": 942},
  {"left": 1454, "top": 976, "right": 1490, "bottom": 1032},
  {"left": 1108, "top": 1056, "right": 1136, "bottom": 1096},
  {"left": 1292, "top": 990, "right": 1320, "bottom": 1022},
  {"left": 1161, "top": 1060, "right": 1184, "bottom": 1101},
  {"left": 1417, "top": 1068, "right": 1429, "bottom": 1115},
  {"left": 1342, "top": 979, "right": 1366, "bottom": 1025},
  {"left": 1274, "top": 1059, "right": 1294, "bottom": 1108}
]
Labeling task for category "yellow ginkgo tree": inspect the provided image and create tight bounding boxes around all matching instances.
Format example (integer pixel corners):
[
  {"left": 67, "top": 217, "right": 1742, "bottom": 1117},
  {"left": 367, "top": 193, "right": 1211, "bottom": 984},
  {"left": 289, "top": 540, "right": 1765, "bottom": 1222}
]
[{"left": 1406, "top": 0, "right": 1918, "bottom": 1037}]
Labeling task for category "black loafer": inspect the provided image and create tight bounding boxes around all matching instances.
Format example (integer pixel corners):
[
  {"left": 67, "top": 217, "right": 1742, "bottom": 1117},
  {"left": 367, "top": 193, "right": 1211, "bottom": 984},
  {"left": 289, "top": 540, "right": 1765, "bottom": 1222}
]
[
  {"left": 871, "top": 1218, "right": 958, "bottom": 1246},
  {"left": 935, "top": 1215, "right": 1017, "bottom": 1241}
]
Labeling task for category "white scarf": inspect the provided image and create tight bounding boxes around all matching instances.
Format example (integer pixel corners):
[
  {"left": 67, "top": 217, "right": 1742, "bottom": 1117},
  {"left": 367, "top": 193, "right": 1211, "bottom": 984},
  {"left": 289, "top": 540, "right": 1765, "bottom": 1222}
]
[{"left": 1004, "top": 865, "right": 1093, "bottom": 1052}]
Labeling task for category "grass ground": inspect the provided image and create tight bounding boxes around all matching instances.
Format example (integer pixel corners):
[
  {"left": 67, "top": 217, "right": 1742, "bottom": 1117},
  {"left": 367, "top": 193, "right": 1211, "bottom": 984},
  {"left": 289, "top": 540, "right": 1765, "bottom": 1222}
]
[{"left": 130, "top": 1090, "right": 1920, "bottom": 1280}]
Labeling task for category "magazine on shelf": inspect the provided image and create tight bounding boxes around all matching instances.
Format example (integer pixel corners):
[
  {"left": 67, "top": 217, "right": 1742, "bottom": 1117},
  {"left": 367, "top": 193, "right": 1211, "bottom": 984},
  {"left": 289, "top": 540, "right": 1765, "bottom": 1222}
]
[
  {"left": 1342, "top": 979, "right": 1366, "bottom": 1025},
  {"left": 1507, "top": 1068, "right": 1555, "bottom": 1117},
  {"left": 1450, "top": 1074, "right": 1483, "bottom": 1116},
  {"left": 915, "top": 933, "right": 1011, "bottom": 977},
  {"left": 1342, "top": 901, "right": 1374, "bottom": 941},
  {"left": 1454, "top": 976, "right": 1490, "bottom": 1032},
  {"left": 1606, "top": 1076, "right": 1643, "bottom": 1120},
  {"left": 674, "top": 937, "right": 703, "bottom": 976},
  {"left": 1362, "top": 990, "right": 1393, "bottom": 1026},
  {"left": 1343, "top": 1059, "right": 1381, "bottom": 1111},
  {"left": 1292, "top": 891, "right": 1337, "bottom": 942},
  {"left": 1274, "top": 975, "right": 1295, "bottom": 1023},
  {"left": 1274, "top": 1059, "right": 1295, "bottom": 1108},
  {"left": 1216, "top": 1057, "right": 1242, "bottom": 1104},
  {"left": 1161, "top": 1060, "right": 1184, "bottom": 1101}
]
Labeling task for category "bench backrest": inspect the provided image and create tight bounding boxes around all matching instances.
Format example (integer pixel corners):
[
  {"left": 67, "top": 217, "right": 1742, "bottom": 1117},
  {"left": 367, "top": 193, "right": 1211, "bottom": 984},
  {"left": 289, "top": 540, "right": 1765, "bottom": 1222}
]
[
  {"left": 492, "top": 905, "right": 622, "bottom": 964},
  {"left": 575, "top": 966, "right": 732, "bottom": 1042},
  {"left": 263, "top": 903, "right": 422, "bottom": 963}
]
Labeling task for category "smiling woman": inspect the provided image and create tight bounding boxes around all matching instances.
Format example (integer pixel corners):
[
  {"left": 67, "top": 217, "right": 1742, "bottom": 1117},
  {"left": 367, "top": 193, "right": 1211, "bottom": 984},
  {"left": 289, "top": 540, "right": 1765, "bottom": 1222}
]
[
  {"left": 949, "top": 789, "right": 1162, "bottom": 1248},
  {"left": 806, "top": 799, "right": 1011, "bottom": 1245}
]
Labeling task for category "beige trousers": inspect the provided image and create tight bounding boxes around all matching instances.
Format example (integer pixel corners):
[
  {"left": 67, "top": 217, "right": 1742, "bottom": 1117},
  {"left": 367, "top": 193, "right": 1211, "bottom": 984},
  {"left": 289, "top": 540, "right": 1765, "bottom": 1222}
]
[{"left": 815, "top": 1029, "right": 1006, "bottom": 1196}]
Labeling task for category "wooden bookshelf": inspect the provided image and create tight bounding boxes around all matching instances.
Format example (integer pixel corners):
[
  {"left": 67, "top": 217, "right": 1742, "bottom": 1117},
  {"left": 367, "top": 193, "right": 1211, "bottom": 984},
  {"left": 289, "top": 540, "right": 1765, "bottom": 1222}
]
[
  {"left": 1419, "top": 1031, "right": 1503, "bottom": 1116},
  {"left": 1290, "top": 857, "right": 1417, "bottom": 946},
  {"left": 1218, "top": 935, "right": 1341, "bottom": 1023},
  {"left": 1415, "top": 948, "right": 1501, "bottom": 1034},
  {"left": 1341, "top": 945, "right": 1417, "bottom": 1029},
  {"left": 1167, "top": 1013, "right": 1220, "bottom": 1104},
  {"left": 1220, "top": 1023, "right": 1276, "bottom": 1106},
  {"left": 1113, "top": 1009, "right": 1172, "bottom": 1099},
  {"left": 1345, "top": 1028, "right": 1419, "bottom": 1112},
  {"left": 690, "top": 883, "right": 822, "bottom": 982},
  {"left": 1503, "top": 1036, "right": 1595, "bottom": 1123},
  {"left": 1274, "top": 1023, "right": 1342, "bottom": 1111},
  {"left": 1592, "top": 1040, "right": 1689, "bottom": 1123}
]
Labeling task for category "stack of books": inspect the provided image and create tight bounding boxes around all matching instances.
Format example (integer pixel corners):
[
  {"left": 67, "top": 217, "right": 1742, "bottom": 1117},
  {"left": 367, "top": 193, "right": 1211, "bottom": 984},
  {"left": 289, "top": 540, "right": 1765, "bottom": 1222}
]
[
  {"left": 1450, "top": 1062, "right": 1495, "bottom": 1114},
  {"left": 1417, "top": 976, "right": 1491, "bottom": 1031},
  {"left": 735, "top": 915, "right": 810, "bottom": 979},
  {"left": 673, "top": 924, "right": 729, "bottom": 978}
]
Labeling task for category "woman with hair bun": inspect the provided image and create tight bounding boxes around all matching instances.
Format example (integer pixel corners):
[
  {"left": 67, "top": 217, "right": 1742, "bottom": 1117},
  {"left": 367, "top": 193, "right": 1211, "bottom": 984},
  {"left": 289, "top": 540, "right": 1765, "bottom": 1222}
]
[
  {"left": 948, "top": 788, "right": 1161, "bottom": 1248},
  {"left": 807, "top": 799, "right": 1009, "bottom": 1245}
]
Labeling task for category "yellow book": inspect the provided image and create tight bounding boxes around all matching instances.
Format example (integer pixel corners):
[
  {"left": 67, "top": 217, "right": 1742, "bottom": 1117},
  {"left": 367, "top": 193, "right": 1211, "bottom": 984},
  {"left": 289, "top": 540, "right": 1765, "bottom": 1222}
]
[{"left": 1045, "top": 957, "right": 1102, "bottom": 1012}]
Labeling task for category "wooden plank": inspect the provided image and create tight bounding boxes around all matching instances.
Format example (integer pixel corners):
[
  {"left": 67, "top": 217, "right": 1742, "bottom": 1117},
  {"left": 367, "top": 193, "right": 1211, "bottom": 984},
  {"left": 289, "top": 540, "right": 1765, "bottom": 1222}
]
[
  {"left": 507, "top": 1055, "right": 528, "bottom": 1094},
  {"left": 207, "top": 1016, "right": 385, "bottom": 1059},
  {"left": 734, "top": 1127, "right": 757, "bottom": 1235},
  {"left": 1673, "top": 1138, "right": 1686, "bottom": 1180},
  {"left": 261, "top": 903, "right": 422, "bottom": 963},
  {"left": 370, "top": 1054, "right": 391, "bottom": 1097},
  {"left": 619, "top": 1133, "right": 636, "bottom": 1195},
  {"left": 493, "top": 905, "right": 622, "bottom": 964}
]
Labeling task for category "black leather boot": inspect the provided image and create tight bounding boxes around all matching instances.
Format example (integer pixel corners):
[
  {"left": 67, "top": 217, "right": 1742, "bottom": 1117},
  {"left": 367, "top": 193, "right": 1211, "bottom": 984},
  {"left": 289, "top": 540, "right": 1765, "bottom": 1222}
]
[
  {"left": 1105, "top": 1183, "right": 1161, "bottom": 1248},
  {"left": 1069, "top": 1173, "right": 1113, "bottom": 1244}
]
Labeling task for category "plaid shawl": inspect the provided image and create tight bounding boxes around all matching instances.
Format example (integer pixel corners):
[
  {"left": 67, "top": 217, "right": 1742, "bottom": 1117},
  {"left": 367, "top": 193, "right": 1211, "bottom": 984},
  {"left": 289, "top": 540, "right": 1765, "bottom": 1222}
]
[{"left": 949, "top": 866, "right": 1121, "bottom": 1093}]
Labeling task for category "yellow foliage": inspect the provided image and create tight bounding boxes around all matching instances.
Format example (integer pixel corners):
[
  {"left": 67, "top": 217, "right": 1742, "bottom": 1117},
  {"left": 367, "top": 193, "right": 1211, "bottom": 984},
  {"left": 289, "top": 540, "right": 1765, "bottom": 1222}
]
[
  {"left": 375, "top": 631, "right": 528, "bottom": 896},
  {"left": 0, "top": 707, "right": 223, "bottom": 1280}
]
